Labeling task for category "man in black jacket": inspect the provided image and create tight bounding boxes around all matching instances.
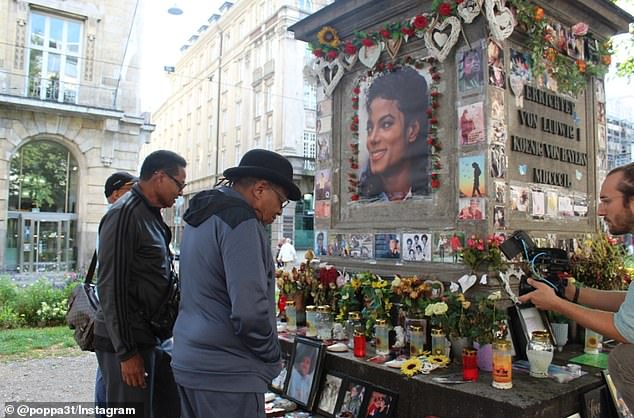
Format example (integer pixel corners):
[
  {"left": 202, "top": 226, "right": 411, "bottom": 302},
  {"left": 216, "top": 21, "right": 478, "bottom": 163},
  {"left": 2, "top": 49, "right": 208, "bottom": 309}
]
[{"left": 94, "top": 150, "right": 186, "bottom": 417}]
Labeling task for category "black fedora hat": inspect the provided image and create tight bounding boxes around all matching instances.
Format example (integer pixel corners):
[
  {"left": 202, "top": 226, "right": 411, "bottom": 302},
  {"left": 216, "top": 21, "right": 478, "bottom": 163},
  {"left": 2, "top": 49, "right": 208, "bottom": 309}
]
[{"left": 223, "top": 149, "right": 301, "bottom": 201}]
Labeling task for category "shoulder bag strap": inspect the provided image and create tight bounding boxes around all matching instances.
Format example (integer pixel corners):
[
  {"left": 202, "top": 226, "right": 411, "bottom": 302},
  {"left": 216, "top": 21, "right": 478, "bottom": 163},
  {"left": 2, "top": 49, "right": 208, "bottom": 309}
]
[{"left": 85, "top": 250, "right": 97, "bottom": 285}]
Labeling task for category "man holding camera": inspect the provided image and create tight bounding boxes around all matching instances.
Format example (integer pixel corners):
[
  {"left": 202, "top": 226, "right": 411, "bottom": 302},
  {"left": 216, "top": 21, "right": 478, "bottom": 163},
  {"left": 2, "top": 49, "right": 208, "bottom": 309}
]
[{"left": 519, "top": 162, "right": 634, "bottom": 411}]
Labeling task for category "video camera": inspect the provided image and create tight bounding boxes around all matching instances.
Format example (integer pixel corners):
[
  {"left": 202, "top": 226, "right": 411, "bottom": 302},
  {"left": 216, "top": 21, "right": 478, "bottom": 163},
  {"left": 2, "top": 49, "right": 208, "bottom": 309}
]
[{"left": 499, "top": 230, "right": 570, "bottom": 298}]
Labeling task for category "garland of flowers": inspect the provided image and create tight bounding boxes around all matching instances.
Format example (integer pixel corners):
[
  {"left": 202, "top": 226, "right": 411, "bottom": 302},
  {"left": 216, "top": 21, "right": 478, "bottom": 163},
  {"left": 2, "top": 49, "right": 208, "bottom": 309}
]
[
  {"left": 348, "top": 57, "right": 442, "bottom": 200},
  {"left": 310, "top": 1, "right": 613, "bottom": 97}
]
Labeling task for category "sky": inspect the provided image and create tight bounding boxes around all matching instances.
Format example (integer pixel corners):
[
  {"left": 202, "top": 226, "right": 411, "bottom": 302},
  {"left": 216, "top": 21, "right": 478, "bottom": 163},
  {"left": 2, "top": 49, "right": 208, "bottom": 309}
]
[{"left": 140, "top": 0, "right": 221, "bottom": 112}]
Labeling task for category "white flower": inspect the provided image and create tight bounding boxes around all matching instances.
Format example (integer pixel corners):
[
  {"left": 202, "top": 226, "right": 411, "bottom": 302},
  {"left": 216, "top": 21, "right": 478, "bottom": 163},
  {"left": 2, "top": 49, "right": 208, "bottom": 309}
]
[
  {"left": 487, "top": 290, "right": 502, "bottom": 301},
  {"left": 391, "top": 275, "right": 402, "bottom": 288}
]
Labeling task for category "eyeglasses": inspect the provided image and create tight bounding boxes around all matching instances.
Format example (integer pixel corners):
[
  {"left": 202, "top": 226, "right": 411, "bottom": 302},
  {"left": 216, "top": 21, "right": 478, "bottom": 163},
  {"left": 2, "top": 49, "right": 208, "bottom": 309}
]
[
  {"left": 164, "top": 172, "right": 187, "bottom": 191},
  {"left": 269, "top": 186, "right": 289, "bottom": 209}
]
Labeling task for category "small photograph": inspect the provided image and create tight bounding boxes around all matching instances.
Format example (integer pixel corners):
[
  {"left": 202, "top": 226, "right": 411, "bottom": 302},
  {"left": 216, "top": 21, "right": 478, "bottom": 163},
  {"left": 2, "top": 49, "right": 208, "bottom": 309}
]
[
  {"left": 315, "top": 230, "right": 328, "bottom": 257},
  {"left": 595, "top": 79, "right": 606, "bottom": 104},
  {"left": 285, "top": 336, "right": 325, "bottom": 409},
  {"left": 510, "top": 185, "right": 529, "bottom": 212},
  {"left": 459, "top": 154, "right": 486, "bottom": 198},
  {"left": 574, "top": 195, "right": 588, "bottom": 217},
  {"left": 490, "top": 144, "right": 507, "bottom": 179},
  {"left": 448, "top": 232, "right": 466, "bottom": 263},
  {"left": 487, "top": 39, "right": 504, "bottom": 69},
  {"left": 546, "top": 191, "right": 559, "bottom": 217},
  {"left": 315, "top": 373, "right": 344, "bottom": 417},
  {"left": 374, "top": 233, "right": 401, "bottom": 259},
  {"left": 327, "top": 234, "right": 339, "bottom": 256},
  {"left": 315, "top": 169, "right": 332, "bottom": 201},
  {"left": 362, "top": 388, "right": 397, "bottom": 418},
  {"left": 317, "top": 132, "right": 332, "bottom": 160},
  {"left": 336, "top": 381, "right": 367, "bottom": 418},
  {"left": 510, "top": 49, "right": 532, "bottom": 82},
  {"left": 317, "top": 99, "right": 332, "bottom": 118},
  {"left": 458, "top": 102, "right": 486, "bottom": 145},
  {"left": 489, "top": 64, "right": 506, "bottom": 89},
  {"left": 458, "top": 197, "right": 485, "bottom": 220},
  {"left": 336, "top": 234, "right": 349, "bottom": 257},
  {"left": 315, "top": 201, "right": 331, "bottom": 219},
  {"left": 531, "top": 190, "right": 545, "bottom": 219},
  {"left": 558, "top": 195, "right": 574, "bottom": 217},
  {"left": 597, "top": 102, "right": 606, "bottom": 124},
  {"left": 489, "top": 119, "right": 507, "bottom": 145},
  {"left": 349, "top": 234, "right": 373, "bottom": 259},
  {"left": 458, "top": 45, "right": 485, "bottom": 94},
  {"left": 490, "top": 88, "right": 505, "bottom": 121},
  {"left": 402, "top": 233, "right": 432, "bottom": 262},
  {"left": 495, "top": 181, "right": 507, "bottom": 204},
  {"left": 433, "top": 233, "right": 452, "bottom": 263},
  {"left": 493, "top": 206, "right": 506, "bottom": 229}
]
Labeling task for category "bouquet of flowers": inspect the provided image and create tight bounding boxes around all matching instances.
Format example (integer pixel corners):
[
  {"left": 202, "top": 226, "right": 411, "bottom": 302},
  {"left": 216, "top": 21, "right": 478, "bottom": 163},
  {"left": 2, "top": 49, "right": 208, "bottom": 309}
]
[
  {"left": 337, "top": 272, "right": 393, "bottom": 336},
  {"left": 443, "top": 292, "right": 473, "bottom": 338},
  {"left": 571, "top": 233, "right": 632, "bottom": 290},
  {"left": 390, "top": 275, "right": 431, "bottom": 315},
  {"left": 460, "top": 234, "right": 508, "bottom": 273},
  {"left": 310, "top": 266, "right": 342, "bottom": 308},
  {"left": 275, "top": 262, "right": 316, "bottom": 297},
  {"left": 468, "top": 291, "right": 508, "bottom": 345}
]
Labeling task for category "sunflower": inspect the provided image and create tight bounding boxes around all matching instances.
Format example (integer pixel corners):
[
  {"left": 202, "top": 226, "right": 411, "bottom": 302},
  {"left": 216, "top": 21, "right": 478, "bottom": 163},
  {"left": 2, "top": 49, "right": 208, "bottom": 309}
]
[
  {"left": 400, "top": 357, "right": 422, "bottom": 377},
  {"left": 317, "top": 26, "right": 341, "bottom": 49},
  {"left": 427, "top": 354, "right": 450, "bottom": 367}
]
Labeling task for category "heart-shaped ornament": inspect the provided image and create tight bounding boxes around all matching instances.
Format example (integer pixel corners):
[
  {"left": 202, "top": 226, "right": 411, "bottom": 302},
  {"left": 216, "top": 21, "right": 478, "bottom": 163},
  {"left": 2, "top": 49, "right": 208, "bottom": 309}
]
[
  {"left": 457, "top": 0, "right": 483, "bottom": 24},
  {"left": 341, "top": 52, "right": 357, "bottom": 71},
  {"left": 315, "top": 57, "right": 344, "bottom": 97},
  {"left": 358, "top": 44, "right": 381, "bottom": 68},
  {"left": 385, "top": 37, "right": 403, "bottom": 60},
  {"left": 424, "top": 16, "right": 461, "bottom": 62},
  {"left": 485, "top": 0, "right": 516, "bottom": 41},
  {"left": 423, "top": 280, "right": 445, "bottom": 299},
  {"left": 458, "top": 274, "right": 477, "bottom": 293}
]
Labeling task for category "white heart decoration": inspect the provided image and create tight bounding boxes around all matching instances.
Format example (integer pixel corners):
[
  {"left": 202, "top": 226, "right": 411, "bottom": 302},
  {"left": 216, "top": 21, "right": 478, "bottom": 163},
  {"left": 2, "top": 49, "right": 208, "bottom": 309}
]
[
  {"left": 458, "top": 273, "right": 477, "bottom": 293},
  {"left": 457, "top": 0, "right": 483, "bottom": 24},
  {"left": 433, "top": 32, "right": 449, "bottom": 47},
  {"left": 424, "top": 16, "right": 461, "bottom": 62},
  {"left": 315, "top": 57, "right": 344, "bottom": 97},
  {"left": 358, "top": 44, "right": 381, "bottom": 68},
  {"left": 341, "top": 52, "right": 358, "bottom": 72},
  {"left": 485, "top": 0, "right": 516, "bottom": 41}
]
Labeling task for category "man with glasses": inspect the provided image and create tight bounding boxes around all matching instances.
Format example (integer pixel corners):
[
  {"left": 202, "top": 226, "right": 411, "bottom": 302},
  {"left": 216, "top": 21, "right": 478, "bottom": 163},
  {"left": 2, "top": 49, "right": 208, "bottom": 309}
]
[
  {"left": 172, "top": 149, "right": 301, "bottom": 418},
  {"left": 520, "top": 162, "right": 634, "bottom": 412},
  {"left": 94, "top": 150, "right": 186, "bottom": 418}
]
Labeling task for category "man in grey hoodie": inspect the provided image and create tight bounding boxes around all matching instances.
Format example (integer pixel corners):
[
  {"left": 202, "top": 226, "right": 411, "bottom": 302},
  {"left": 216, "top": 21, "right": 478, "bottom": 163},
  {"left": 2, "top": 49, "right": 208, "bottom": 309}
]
[{"left": 172, "top": 149, "right": 302, "bottom": 418}]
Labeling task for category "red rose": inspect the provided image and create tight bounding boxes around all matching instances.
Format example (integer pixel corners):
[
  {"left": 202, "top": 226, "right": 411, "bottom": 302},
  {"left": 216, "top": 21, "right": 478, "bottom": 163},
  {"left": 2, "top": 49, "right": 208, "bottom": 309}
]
[
  {"left": 432, "top": 101, "right": 439, "bottom": 109},
  {"left": 430, "top": 117, "right": 438, "bottom": 124},
  {"left": 413, "top": 15, "right": 429, "bottom": 29},
  {"left": 361, "top": 38, "right": 374, "bottom": 47},
  {"left": 387, "top": 63, "right": 394, "bottom": 71},
  {"left": 353, "top": 115, "right": 359, "bottom": 124},
  {"left": 353, "top": 87, "right": 361, "bottom": 95},
  {"left": 344, "top": 41, "right": 357, "bottom": 55},
  {"left": 427, "top": 137, "right": 433, "bottom": 145},
  {"left": 326, "top": 50, "right": 338, "bottom": 60},
  {"left": 438, "top": 3, "right": 452, "bottom": 16},
  {"left": 380, "top": 29, "right": 391, "bottom": 39},
  {"left": 351, "top": 96, "right": 359, "bottom": 102},
  {"left": 401, "top": 27, "right": 415, "bottom": 37},
  {"left": 431, "top": 179, "right": 440, "bottom": 189},
  {"left": 313, "top": 49, "right": 324, "bottom": 57},
  {"left": 351, "top": 163, "right": 359, "bottom": 169},
  {"left": 350, "top": 194, "right": 360, "bottom": 201},
  {"left": 426, "top": 108, "right": 433, "bottom": 117},
  {"left": 432, "top": 72, "right": 441, "bottom": 81},
  {"left": 431, "top": 91, "right": 440, "bottom": 97},
  {"left": 350, "top": 123, "right": 357, "bottom": 131}
]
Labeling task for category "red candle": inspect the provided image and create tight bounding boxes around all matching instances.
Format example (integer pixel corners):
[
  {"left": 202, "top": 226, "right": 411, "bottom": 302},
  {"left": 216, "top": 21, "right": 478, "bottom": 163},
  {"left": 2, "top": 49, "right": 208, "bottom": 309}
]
[
  {"left": 462, "top": 348, "right": 478, "bottom": 381},
  {"left": 354, "top": 332, "right": 366, "bottom": 358}
]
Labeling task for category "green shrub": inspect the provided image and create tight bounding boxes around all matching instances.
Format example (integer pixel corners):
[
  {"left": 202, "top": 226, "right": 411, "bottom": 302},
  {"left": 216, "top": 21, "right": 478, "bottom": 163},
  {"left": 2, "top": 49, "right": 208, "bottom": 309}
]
[
  {"left": 36, "top": 300, "right": 67, "bottom": 326},
  {"left": 0, "top": 305, "right": 24, "bottom": 329},
  {"left": 0, "top": 276, "right": 18, "bottom": 307},
  {"left": 13, "top": 279, "right": 65, "bottom": 327}
]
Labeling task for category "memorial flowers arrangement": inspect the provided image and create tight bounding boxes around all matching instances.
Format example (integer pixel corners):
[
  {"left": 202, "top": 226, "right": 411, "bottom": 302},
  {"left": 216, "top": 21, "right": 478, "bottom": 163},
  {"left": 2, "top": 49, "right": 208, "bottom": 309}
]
[
  {"left": 390, "top": 275, "right": 432, "bottom": 315},
  {"left": 310, "top": 266, "right": 343, "bottom": 308},
  {"left": 570, "top": 233, "right": 632, "bottom": 291},
  {"left": 336, "top": 272, "right": 393, "bottom": 336},
  {"left": 443, "top": 292, "right": 473, "bottom": 338},
  {"left": 468, "top": 291, "right": 508, "bottom": 345},
  {"left": 400, "top": 353, "right": 451, "bottom": 377},
  {"left": 275, "top": 262, "right": 316, "bottom": 298},
  {"left": 459, "top": 235, "right": 508, "bottom": 273}
]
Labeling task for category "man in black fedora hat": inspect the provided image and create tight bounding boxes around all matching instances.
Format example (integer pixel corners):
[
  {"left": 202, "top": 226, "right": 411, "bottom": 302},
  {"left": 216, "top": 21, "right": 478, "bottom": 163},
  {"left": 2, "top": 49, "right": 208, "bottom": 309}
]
[{"left": 172, "top": 149, "right": 301, "bottom": 418}]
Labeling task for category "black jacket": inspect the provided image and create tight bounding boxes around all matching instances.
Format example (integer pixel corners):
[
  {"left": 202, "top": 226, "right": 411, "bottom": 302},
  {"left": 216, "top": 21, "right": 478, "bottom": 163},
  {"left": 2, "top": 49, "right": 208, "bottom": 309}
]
[{"left": 94, "top": 185, "right": 172, "bottom": 361}]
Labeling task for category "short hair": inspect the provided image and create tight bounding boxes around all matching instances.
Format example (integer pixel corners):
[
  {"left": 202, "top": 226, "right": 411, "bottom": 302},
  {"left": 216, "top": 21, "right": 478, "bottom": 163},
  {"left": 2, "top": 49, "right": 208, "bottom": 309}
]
[
  {"left": 608, "top": 163, "right": 634, "bottom": 205},
  {"left": 140, "top": 150, "right": 186, "bottom": 180}
]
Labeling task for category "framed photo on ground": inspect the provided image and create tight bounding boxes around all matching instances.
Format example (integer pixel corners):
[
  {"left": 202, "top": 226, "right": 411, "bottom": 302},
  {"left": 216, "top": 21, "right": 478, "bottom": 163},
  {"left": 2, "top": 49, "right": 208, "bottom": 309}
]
[
  {"left": 335, "top": 379, "right": 369, "bottom": 418},
  {"left": 361, "top": 386, "right": 398, "bottom": 418},
  {"left": 602, "top": 370, "right": 634, "bottom": 418},
  {"left": 315, "top": 372, "right": 345, "bottom": 417},
  {"left": 284, "top": 336, "right": 325, "bottom": 409},
  {"left": 508, "top": 304, "right": 553, "bottom": 360}
]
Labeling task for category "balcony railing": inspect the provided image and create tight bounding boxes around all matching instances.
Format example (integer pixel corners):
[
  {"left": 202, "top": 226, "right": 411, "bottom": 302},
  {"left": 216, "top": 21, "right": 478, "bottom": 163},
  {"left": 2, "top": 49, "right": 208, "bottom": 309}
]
[{"left": 27, "top": 76, "right": 78, "bottom": 104}]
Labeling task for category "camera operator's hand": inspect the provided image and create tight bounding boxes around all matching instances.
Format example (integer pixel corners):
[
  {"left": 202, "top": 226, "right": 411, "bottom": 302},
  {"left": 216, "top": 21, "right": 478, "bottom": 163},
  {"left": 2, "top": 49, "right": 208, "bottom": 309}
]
[{"left": 518, "top": 278, "right": 561, "bottom": 311}]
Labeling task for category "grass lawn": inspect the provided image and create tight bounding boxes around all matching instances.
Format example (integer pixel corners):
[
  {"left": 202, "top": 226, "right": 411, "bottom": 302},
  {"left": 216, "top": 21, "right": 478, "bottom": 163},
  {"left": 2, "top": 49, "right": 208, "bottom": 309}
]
[{"left": 0, "top": 326, "right": 81, "bottom": 362}]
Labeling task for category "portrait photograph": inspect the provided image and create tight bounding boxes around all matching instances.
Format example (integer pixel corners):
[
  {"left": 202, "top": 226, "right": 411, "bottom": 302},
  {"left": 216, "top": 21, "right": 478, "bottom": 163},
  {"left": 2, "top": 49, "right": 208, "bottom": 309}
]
[
  {"left": 448, "top": 232, "right": 466, "bottom": 263},
  {"left": 336, "top": 381, "right": 368, "bottom": 418},
  {"left": 493, "top": 206, "right": 506, "bottom": 229},
  {"left": 510, "top": 49, "right": 532, "bottom": 82},
  {"left": 401, "top": 232, "right": 432, "bottom": 262},
  {"left": 458, "top": 197, "right": 486, "bottom": 221},
  {"left": 349, "top": 233, "right": 373, "bottom": 259},
  {"left": 487, "top": 40, "right": 506, "bottom": 89},
  {"left": 490, "top": 144, "right": 507, "bottom": 179},
  {"left": 315, "top": 169, "right": 332, "bottom": 201},
  {"left": 336, "top": 234, "right": 349, "bottom": 257},
  {"left": 558, "top": 195, "right": 574, "bottom": 217},
  {"left": 363, "top": 388, "right": 397, "bottom": 418},
  {"left": 285, "top": 336, "right": 324, "bottom": 409},
  {"left": 356, "top": 65, "right": 432, "bottom": 202},
  {"left": 489, "top": 88, "right": 505, "bottom": 121},
  {"left": 315, "top": 201, "right": 331, "bottom": 219},
  {"left": 574, "top": 195, "right": 588, "bottom": 217},
  {"left": 433, "top": 232, "right": 452, "bottom": 263},
  {"left": 374, "top": 233, "right": 401, "bottom": 259},
  {"left": 458, "top": 45, "right": 484, "bottom": 94},
  {"left": 458, "top": 102, "right": 485, "bottom": 145},
  {"left": 510, "top": 185, "right": 529, "bottom": 212},
  {"left": 531, "top": 190, "right": 545, "bottom": 219},
  {"left": 315, "top": 230, "right": 328, "bottom": 257},
  {"left": 316, "top": 373, "right": 344, "bottom": 417},
  {"left": 495, "top": 181, "right": 507, "bottom": 204},
  {"left": 318, "top": 132, "right": 332, "bottom": 160},
  {"left": 459, "top": 154, "right": 486, "bottom": 198},
  {"left": 489, "top": 119, "right": 507, "bottom": 145}
]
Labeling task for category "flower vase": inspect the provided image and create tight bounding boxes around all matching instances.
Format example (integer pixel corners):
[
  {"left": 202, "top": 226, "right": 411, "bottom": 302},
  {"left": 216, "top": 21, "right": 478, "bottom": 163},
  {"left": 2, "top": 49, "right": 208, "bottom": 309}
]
[
  {"left": 449, "top": 336, "right": 470, "bottom": 364},
  {"left": 551, "top": 323, "right": 569, "bottom": 352},
  {"left": 474, "top": 342, "right": 494, "bottom": 372},
  {"left": 293, "top": 292, "right": 306, "bottom": 326}
]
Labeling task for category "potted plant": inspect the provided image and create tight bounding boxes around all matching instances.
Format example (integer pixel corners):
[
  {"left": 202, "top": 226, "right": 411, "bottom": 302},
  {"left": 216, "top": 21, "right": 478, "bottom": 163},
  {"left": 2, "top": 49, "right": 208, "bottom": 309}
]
[
  {"left": 469, "top": 291, "right": 508, "bottom": 371},
  {"left": 548, "top": 311, "right": 569, "bottom": 352},
  {"left": 571, "top": 233, "right": 632, "bottom": 291},
  {"left": 459, "top": 235, "right": 508, "bottom": 279},
  {"left": 443, "top": 291, "right": 474, "bottom": 361}
]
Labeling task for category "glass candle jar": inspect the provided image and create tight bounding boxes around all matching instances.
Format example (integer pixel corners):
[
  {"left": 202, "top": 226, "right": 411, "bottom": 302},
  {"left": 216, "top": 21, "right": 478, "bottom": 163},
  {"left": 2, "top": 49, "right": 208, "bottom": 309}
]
[
  {"left": 374, "top": 319, "right": 389, "bottom": 355},
  {"left": 431, "top": 328, "right": 446, "bottom": 356},
  {"left": 346, "top": 311, "right": 363, "bottom": 349},
  {"left": 409, "top": 325, "right": 425, "bottom": 357},
  {"left": 353, "top": 330, "right": 367, "bottom": 358},
  {"left": 316, "top": 305, "right": 333, "bottom": 340},
  {"left": 285, "top": 300, "right": 296, "bottom": 332},
  {"left": 492, "top": 339, "right": 513, "bottom": 389},
  {"left": 462, "top": 348, "right": 478, "bottom": 381},
  {"left": 584, "top": 329, "right": 603, "bottom": 354},
  {"left": 527, "top": 330, "right": 554, "bottom": 378},
  {"left": 305, "top": 305, "right": 317, "bottom": 337}
]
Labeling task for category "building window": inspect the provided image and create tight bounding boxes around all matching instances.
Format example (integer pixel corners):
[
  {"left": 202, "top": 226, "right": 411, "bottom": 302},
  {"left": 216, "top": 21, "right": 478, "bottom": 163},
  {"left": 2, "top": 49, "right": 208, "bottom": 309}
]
[
  {"left": 298, "top": 0, "right": 313, "bottom": 12},
  {"left": 235, "top": 144, "right": 241, "bottom": 165},
  {"left": 255, "top": 90, "right": 262, "bottom": 117},
  {"left": 221, "top": 109, "right": 228, "bottom": 132},
  {"left": 28, "top": 11, "right": 82, "bottom": 103},
  {"left": 265, "top": 87, "right": 273, "bottom": 112},
  {"left": 235, "top": 101, "right": 241, "bottom": 126},
  {"left": 265, "top": 134, "right": 272, "bottom": 150},
  {"left": 303, "top": 132, "right": 316, "bottom": 159},
  {"left": 303, "top": 82, "right": 317, "bottom": 110}
]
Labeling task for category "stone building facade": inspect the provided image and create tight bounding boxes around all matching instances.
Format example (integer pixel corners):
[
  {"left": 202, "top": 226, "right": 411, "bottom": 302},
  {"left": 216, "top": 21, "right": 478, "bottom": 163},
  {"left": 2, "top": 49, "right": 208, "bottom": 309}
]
[{"left": 0, "top": 0, "right": 151, "bottom": 272}]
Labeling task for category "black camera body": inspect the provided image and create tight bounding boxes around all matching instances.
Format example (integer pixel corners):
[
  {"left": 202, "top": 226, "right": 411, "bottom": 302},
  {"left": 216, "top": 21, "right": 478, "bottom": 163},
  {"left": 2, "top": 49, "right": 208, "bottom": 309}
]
[{"left": 499, "top": 230, "right": 570, "bottom": 298}]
